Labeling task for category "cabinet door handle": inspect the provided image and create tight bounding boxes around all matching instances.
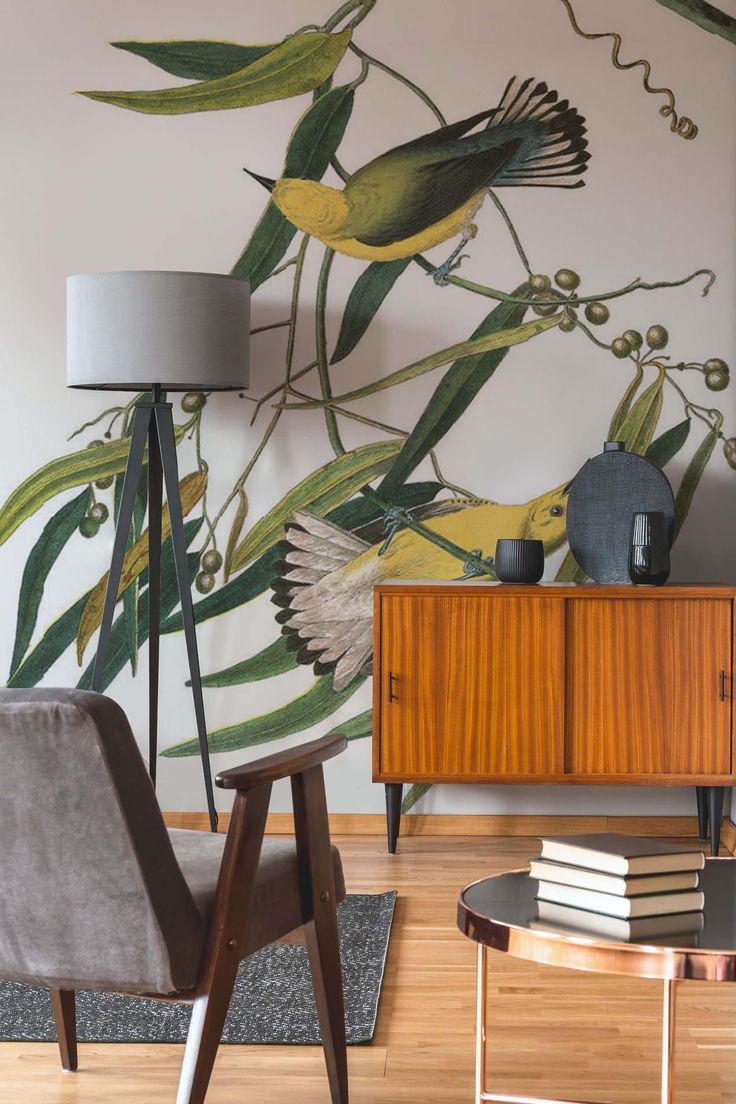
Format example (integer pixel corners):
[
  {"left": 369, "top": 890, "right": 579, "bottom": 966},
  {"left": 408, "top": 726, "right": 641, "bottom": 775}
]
[
  {"left": 720, "top": 669, "right": 726, "bottom": 702},
  {"left": 387, "top": 672, "right": 397, "bottom": 703}
]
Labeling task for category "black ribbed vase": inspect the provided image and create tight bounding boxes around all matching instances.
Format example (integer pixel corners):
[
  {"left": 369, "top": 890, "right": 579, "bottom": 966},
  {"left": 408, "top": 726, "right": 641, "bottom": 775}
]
[
  {"left": 629, "top": 511, "right": 670, "bottom": 585},
  {"left": 494, "top": 538, "right": 544, "bottom": 583}
]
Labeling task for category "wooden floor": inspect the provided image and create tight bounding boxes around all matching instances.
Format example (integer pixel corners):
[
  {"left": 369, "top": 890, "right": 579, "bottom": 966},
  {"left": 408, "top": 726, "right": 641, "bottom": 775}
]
[{"left": 3, "top": 835, "right": 735, "bottom": 1103}]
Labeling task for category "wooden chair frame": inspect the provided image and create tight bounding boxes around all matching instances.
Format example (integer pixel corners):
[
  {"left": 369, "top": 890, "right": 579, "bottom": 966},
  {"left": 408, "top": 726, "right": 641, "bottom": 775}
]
[{"left": 50, "top": 733, "right": 349, "bottom": 1104}]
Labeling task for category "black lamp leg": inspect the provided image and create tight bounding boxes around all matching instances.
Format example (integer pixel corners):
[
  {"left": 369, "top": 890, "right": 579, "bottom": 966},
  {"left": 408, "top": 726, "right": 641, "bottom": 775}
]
[
  {"left": 91, "top": 406, "right": 151, "bottom": 694},
  {"left": 147, "top": 413, "right": 162, "bottom": 788},
  {"left": 155, "top": 403, "right": 218, "bottom": 833}
]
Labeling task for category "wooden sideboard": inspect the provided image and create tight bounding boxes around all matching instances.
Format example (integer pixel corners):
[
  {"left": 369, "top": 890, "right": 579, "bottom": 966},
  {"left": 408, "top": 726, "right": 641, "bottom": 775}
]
[{"left": 372, "top": 582, "right": 734, "bottom": 854}]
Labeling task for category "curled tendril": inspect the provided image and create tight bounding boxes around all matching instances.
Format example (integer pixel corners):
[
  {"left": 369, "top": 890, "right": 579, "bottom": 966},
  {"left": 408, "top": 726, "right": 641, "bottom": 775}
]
[{"left": 559, "top": 0, "right": 698, "bottom": 140}]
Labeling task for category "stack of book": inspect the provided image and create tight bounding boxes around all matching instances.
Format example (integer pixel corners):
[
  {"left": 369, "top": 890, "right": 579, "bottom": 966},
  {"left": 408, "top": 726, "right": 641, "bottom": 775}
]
[{"left": 530, "top": 833, "right": 706, "bottom": 942}]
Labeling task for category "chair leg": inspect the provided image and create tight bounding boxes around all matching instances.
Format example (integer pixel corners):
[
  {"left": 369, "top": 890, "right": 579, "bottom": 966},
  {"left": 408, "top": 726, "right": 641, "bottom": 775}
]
[
  {"left": 293, "top": 766, "right": 349, "bottom": 1104},
  {"left": 50, "top": 989, "right": 77, "bottom": 1071},
  {"left": 305, "top": 911, "right": 349, "bottom": 1104},
  {"left": 176, "top": 974, "right": 239, "bottom": 1104}
]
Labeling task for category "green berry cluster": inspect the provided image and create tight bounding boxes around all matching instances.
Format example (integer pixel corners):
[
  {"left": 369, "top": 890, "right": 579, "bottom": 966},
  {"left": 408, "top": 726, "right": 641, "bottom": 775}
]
[
  {"left": 182, "top": 392, "right": 207, "bottom": 414},
  {"left": 703, "top": 357, "right": 729, "bottom": 392},
  {"left": 196, "top": 548, "right": 223, "bottom": 594},
  {"left": 79, "top": 500, "right": 109, "bottom": 539}
]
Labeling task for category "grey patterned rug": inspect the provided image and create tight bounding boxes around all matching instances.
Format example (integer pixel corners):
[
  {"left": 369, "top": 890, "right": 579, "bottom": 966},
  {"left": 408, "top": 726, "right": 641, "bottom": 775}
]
[{"left": 0, "top": 892, "right": 395, "bottom": 1046}]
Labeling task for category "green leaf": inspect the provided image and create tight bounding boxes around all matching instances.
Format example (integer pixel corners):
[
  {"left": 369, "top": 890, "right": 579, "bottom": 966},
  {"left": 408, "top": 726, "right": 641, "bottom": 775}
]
[
  {"left": 331, "top": 259, "right": 412, "bottom": 365},
  {"left": 112, "top": 40, "right": 277, "bottom": 80},
  {"left": 652, "top": 0, "right": 736, "bottom": 44},
  {"left": 115, "top": 446, "right": 148, "bottom": 677},
  {"left": 77, "top": 521, "right": 203, "bottom": 692},
  {"left": 10, "top": 487, "right": 91, "bottom": 677},
  {"left": 326, "top": 709, "right": 372, "bottom": 741},
  {"left": 402, "top": 782, "right": 432, "bottom": 813},
  {"left": 198, "top": 636, "right": 296, "bottom": 687},
  {"left": 674, "top": 428, "right": 718, "bottom": 539},
  {"left": 646, "top": 418, "right": 691, "bottom": 469},
  {"left": 0, "top": 425, "right": 184, "bottom": 550},
  {"left": 232, "top": 84, "right": 355, "bottom": 290},
  {"left": 293, "top": 313, "right": 560, "bottom": 409},
  {"left": 79, "top": 29, "right": 352, "bottom": 114},
  {"left": 379, "top": 288, "right": 528, "bottom": 496},
  {"left": 230, "top": 440, "right": 403, "bottom": 573},
  {"left": 618, "top": 370, "right": 665, "bottom": 455},
  {"left": 162, "top": 672, "right": 366, "bottom": 757},
  {"left": 555, "top": 548, "right": 587, "bottom": 583},
  {"left": 160, "top": 481, "right": 441, "bottom": 635},
  {"left": 7, "top": 592, "right": 91, "bottom": 688}
]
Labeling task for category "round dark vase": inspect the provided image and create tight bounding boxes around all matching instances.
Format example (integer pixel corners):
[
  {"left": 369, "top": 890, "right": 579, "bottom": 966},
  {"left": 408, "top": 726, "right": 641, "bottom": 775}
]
[{"left": 494, "top": 538, "right": 544, "bottom": 583}]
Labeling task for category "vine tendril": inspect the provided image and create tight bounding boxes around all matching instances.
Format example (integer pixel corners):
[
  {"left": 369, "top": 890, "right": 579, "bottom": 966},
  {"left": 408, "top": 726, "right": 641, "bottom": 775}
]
[{"left": 559, "top": 0, "right": 698, "bottom": 140}]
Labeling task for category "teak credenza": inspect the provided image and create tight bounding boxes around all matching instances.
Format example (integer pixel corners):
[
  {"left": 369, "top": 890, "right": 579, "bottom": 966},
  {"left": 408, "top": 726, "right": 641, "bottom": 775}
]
[{"left": 372, "top": 582, "right": 734, "bottom": 854}]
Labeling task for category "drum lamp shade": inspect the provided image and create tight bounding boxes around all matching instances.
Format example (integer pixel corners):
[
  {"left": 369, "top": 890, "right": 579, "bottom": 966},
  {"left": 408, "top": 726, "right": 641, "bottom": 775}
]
[{"left": 66, "top": 271, "right": 250, "bottom": 391}]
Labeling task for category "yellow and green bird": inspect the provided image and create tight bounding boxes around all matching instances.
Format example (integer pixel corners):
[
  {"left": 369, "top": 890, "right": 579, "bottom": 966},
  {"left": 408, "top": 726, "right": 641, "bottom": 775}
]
[
  {"left": 247, "top": 76, "right": 589, "bottom": 282},
  {"left": 271, "top": 482, "right": 570, "bottom": 689}
]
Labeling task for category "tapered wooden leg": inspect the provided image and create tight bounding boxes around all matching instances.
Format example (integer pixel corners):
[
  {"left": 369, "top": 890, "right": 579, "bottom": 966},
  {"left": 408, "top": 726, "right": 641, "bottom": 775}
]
[
  {"left": 695, "top": 786, "right": 709, "bottom": 841},
  {"left": 176, "top": 786, "right": 271, "bottom": 1104},
  {"left": 293, "top": 767, "right": 349, "bottom": 1104},
  {"left": 50, "top": 989, "right": 77, "bottom": 1072},
  {"left": 385, "top": 783, "right": 402, "bottom": 855},
  {"left": 708, "top": 786, "right": 725, "bottom": 856}
]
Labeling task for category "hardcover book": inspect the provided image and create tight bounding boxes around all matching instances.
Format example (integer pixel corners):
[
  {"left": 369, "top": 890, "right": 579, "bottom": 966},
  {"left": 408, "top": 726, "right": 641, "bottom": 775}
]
[
  {"left": 535, "top": 880, "right": 704, "bottom": 919},
  {"left": 528, "top": 858, "right": 700, "bottom": 897},
  {"left": 538, "top": 833, "right": 705, "bottom": 876}
]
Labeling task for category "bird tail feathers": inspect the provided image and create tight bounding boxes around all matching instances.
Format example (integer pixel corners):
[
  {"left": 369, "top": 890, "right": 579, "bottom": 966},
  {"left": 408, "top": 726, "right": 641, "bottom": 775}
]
[
  {"left": 271, "top": 510, "right": 375, "bottom": 691},
  {"left": 487, "top": 76, "right": 589, "bottom": 188}
]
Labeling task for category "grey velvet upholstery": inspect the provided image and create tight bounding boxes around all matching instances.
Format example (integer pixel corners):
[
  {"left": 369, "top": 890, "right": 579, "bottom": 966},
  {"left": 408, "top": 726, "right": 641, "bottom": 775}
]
[
  {"left": 0, "top": 689, "right": 206, "bottom": 994},
  {"left": 0, "top": 688, "right": 347, "bottom": 1004},
  {"left": 168, "top": 829, "right": 346, "bottom": 956}
]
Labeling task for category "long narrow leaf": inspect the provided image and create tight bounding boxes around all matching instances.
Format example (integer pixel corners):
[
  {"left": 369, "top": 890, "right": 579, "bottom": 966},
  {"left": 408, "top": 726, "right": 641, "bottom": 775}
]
[
  {"left": 379, "top": 288, "right": 528, "bottom": 496},
  {"left": 608, "top": 365, "right": 644, "bottom": 439},
  {"left": 331, "top": 259, "right": 412, "bottom": 364},
  {"left": 7, "top": 593, "right": 91, "bottom": 688},
  {"left": 646, "top": 418, "right": 691, "bottom": 469},
  {"left": 230, "top": 441, "right": 402, "bottom": 573},
  {"left": 652, "top": 0, "right": 736, "bottom": 43},
  {"left": 162, "top": 673, "right": 366, "bottom": 757},
  {"left": 112, "top": 40, "right": 277, "bottom": 80},
  {"left": 402, "top": 782, "right": 432, "bottom": 813},
  {"left": 618, "top": 369, "right": 665, "bottom": 455},
  {"left": 198, "top": 636, "right": 295, "bottom": 687},
  {"left": 233, "top": 84, "right": 354, "bottom": 289},
  {"left": 674, "top": 428, "right": 718, "bottom": 538},
  {"left": 80, "top": 30, "right": 352, "bottom": 114},
  {"left": 291, "top": 314, "right": 560, "bottom": 409},
  {"left": 326, "top": 709, "right": 372, "bottom": 741},
  {"left": 10, "top": 487, "right": 91, "bottom": 676},
  {"left": 555, "top": 547, "right": 587, "bottom": 582}
]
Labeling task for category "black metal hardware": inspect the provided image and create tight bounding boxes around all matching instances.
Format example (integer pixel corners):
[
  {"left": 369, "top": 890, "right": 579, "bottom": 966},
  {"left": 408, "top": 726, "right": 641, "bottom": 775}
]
[
  {"left": 92, "top": 392, "right": 218, "bottom": 832},
  {"left": 387, "top": 672, "right": 397, "bottom": 703},
  {"left": 720, "top": 669, "right": 726, "bottom": 702}
]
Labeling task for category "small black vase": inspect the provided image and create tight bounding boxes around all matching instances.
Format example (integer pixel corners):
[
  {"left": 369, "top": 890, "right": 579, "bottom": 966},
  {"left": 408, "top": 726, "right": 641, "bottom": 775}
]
[
  {"left": 495, "top": 538, "right": 544, "bottom": 583},
  {"left": 629, "top": 511, "right": 670, "bottom": 585}
]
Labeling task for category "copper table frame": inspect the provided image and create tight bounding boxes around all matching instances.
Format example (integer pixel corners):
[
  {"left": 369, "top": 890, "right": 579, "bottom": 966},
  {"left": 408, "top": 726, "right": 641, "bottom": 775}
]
[{"left": 458, "top": 863, "right": 736, "bottom": 1104}]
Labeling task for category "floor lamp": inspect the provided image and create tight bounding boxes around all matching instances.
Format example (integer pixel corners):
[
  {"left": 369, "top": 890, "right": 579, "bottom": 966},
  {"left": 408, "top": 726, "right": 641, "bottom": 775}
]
[{"left": 67, "top": 271, "right": 251, "bottom": 832}]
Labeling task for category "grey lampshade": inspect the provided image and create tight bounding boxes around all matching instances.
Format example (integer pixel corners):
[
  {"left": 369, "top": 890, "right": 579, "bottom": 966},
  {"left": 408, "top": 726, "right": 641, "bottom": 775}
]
[{"left": 67, "top": 271, "right": 250, "bottom": 391}]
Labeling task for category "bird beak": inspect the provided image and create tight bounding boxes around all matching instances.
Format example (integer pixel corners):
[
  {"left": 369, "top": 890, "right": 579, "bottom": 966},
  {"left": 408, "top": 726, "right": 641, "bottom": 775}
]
[{"left": 243, "top": 168, "right": 276, "bottom": 193}]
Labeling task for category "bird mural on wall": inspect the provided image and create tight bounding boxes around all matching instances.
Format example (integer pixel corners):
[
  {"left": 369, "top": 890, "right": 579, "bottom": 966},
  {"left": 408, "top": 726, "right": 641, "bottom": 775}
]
[
  {"left": 246, "top": 76, "right": 589, "bottom": 282},
  {"left": 271, "top": 482, "right": 570, "bottom": 690}
]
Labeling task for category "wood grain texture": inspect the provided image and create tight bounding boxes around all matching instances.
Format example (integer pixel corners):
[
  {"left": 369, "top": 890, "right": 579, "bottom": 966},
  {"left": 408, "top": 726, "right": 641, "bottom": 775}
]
[
  {"left": 5, "top": 836, "right": 735, "bottom": 1104},
  {"left": 377, "top": 594, "right": 565, "bottom": 779},
  {"left": 163, "top": 812, "right": 720, "bottom": 838},
  {"left": 566, "top": 598, "right": 732, "bottom": 776},
  {"left": 373, "top": 585, "right": 734, "bottom": 786}
]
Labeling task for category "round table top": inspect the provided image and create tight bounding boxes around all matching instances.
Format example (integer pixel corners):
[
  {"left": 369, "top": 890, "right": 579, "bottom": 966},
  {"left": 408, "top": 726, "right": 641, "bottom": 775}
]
[{"left": 457, "top": 859, "right": 736, "bottom": 982}]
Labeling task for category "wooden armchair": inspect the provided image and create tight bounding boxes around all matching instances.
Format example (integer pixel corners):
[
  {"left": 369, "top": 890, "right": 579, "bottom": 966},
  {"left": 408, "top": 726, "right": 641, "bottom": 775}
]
[{"left": 0, "top": 689, "right": 348, "bottom": 1104}]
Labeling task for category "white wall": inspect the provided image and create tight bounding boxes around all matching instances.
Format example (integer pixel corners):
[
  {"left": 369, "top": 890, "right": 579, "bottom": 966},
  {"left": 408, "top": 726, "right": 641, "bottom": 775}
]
[{"left": 1, "top": 0, "right": 734, "bottom": 817}]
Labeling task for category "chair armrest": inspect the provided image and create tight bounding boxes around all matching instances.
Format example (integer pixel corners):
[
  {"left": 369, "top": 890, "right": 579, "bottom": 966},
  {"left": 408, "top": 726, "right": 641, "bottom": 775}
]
[{"left": 215, "top": 733, "right": 347, "bottom": 790}]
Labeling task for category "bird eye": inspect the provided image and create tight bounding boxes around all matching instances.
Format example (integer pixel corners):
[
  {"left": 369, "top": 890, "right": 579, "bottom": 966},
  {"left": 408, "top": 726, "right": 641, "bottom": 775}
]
[{"left": 550, "top": 505, "right": 564, "bottom": 516}]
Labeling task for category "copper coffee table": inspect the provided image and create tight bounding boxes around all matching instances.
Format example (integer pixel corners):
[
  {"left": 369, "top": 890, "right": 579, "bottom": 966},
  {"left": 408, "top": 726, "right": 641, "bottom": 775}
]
[{"left": 457, "top": 859, "right": 736, "bottom": 1104}]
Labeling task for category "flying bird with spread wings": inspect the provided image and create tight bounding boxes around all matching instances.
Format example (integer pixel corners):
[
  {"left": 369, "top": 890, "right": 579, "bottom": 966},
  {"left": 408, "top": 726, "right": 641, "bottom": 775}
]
[
  {"left": 246, "top": 76, "right": 589, "bottom": 282},
  {"left": 271, "top": 483, "right": 570, "bottom": 690}
]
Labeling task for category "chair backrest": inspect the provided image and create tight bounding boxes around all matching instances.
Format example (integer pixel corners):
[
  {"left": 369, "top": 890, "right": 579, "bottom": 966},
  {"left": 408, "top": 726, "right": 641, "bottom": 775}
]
[{"left": 0, "top": 688, "right": 206, "bottom": 994}]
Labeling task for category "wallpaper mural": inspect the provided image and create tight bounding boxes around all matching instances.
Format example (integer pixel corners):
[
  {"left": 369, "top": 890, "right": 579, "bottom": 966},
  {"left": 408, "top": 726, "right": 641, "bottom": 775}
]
[{"left": 2, "top": 0, "right": 735, "bottom": 814}]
